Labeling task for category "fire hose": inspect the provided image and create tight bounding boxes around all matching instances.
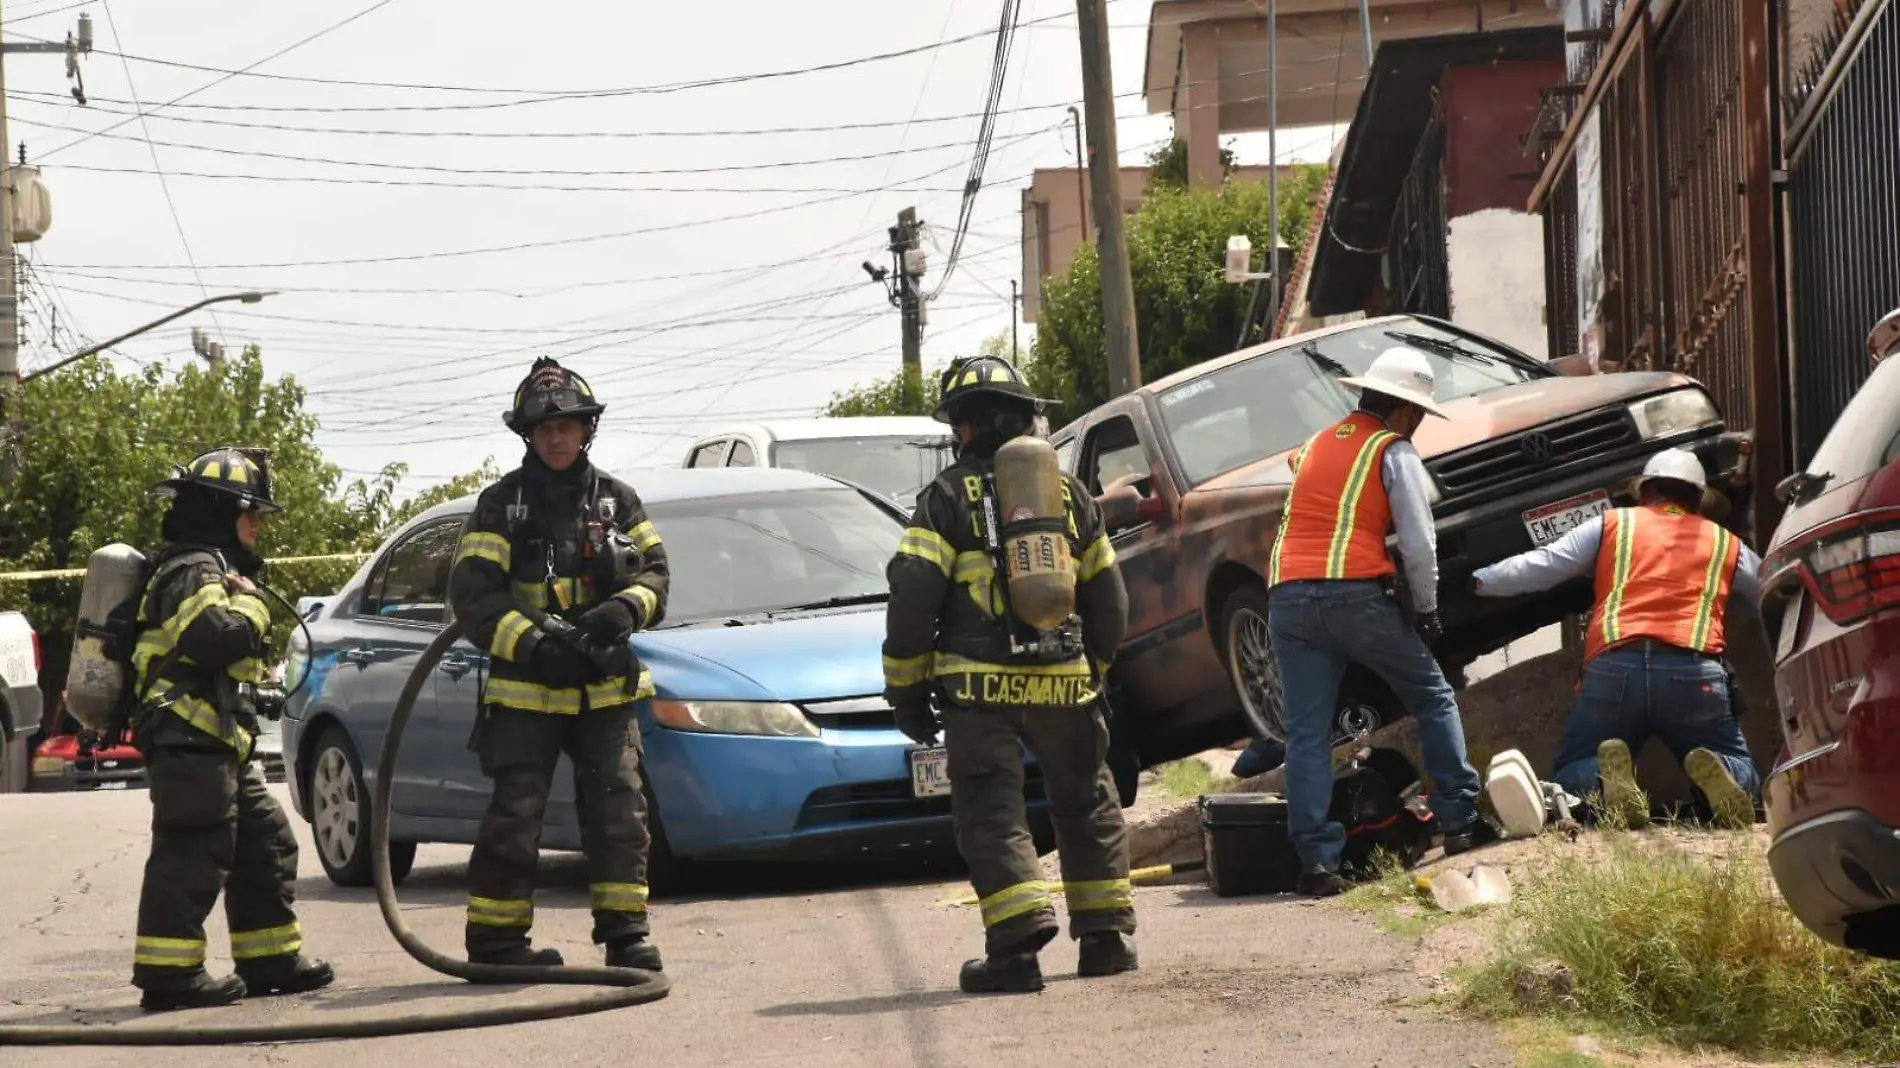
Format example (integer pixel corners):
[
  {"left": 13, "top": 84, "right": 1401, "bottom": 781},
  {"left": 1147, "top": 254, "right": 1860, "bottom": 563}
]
[{"left": 0, "top": 618, "right": 671, "bottom": 1046}]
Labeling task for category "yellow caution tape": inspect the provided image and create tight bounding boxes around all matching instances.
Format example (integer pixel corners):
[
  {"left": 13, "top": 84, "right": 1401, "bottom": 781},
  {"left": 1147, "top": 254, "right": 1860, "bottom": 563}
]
[
  {"left": 936, "top": 861, "right": 1201, "bottom": 908},
  {"left": 0, "top": 552, "right": 370, "bottom": 583}
]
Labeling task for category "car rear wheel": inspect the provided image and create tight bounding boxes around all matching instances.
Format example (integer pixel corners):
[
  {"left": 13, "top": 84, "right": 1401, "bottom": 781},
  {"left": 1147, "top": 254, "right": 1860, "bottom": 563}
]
[
  {"left": 1219, "top": 584, "right": 1398, "bottom": 745},
  {"left": 309, "top": 726, "right": 415, "bottom": 888}
]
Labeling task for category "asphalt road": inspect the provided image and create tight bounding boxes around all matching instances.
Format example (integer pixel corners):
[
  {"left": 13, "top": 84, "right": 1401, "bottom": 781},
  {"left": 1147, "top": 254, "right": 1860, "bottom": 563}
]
[{"left": 0, "top": 786, "right": 1510, "bottom": 1067}]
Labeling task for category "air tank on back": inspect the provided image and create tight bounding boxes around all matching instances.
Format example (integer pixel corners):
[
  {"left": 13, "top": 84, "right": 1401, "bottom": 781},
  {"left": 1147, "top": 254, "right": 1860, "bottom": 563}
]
[
  {"left": 65, "top": 542, "right": 149, "bottom": 732},
  {"left": 992, "top": 435, "right": 1075, "bottom": 630}
]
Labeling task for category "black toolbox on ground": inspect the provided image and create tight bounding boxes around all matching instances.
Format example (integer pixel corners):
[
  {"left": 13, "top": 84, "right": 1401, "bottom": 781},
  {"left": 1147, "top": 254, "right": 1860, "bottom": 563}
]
[{"left": 1199, "top": 793, "right": 1302, "bottom": 896}]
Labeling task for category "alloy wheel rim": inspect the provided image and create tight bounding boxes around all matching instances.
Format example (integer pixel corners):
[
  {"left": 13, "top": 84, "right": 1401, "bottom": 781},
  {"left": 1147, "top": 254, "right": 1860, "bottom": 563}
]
[
  {"left": 1231, "top": 607, "right": 1289, "bottom": 742},
  {"left": 312, "top": 747, "right": 360, "bottom": 870}
]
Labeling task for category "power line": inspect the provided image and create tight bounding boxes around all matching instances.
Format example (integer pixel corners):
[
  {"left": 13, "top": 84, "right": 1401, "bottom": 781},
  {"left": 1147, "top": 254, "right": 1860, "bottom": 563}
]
[{"left": 932, "top": 0, "right": 1021, "bottom": 301}]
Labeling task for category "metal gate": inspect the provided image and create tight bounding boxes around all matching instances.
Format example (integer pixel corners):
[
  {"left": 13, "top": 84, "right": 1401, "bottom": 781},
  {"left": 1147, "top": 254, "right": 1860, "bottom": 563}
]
[{"left": 1784, "top": 0, "right": 1900, "bottom": 464}]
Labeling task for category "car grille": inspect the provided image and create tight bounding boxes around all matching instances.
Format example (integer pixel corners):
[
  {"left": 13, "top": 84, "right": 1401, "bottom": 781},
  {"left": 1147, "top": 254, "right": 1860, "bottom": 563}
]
[
  {"left": 800, "top": 696, "right": 897, "bottom": 730},
  {"left": 1428, "top": 408, "right": 1639, "bottom": 499},
  {"left": 796, "top": 767, "right": 1048, "bottom": 828}
]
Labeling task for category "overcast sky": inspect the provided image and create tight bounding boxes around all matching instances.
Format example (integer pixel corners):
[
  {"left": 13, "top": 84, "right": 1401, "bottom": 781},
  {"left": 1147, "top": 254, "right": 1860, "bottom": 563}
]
[{"left": 5, "top": 0, "right": 1341, "bottom": 496}]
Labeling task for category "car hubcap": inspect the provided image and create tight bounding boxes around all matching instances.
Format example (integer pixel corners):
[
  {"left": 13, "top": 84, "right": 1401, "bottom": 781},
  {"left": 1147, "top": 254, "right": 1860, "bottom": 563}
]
[
  {"left": 312, "top": 747, "right": 360, "bottom": 870},
  {"left": 1230, "top": 607, "right": 1289, "bottom": 742}
]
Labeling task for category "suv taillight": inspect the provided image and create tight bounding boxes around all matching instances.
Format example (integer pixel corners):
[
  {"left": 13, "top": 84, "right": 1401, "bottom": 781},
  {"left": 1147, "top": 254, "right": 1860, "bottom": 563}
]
[
  {"left": 30, "top": 628, "right": 40, "bottom": 673},
  {"left": 1808, "top": 524, "right": 1900, "bottom": 624}
]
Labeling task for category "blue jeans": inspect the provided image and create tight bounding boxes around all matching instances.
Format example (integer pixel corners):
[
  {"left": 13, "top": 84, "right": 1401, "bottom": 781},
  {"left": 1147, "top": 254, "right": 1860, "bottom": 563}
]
[
  {"left": 1552, "top": 644, "right": 1761, "bottom": 803},
  {"left": 1267, "top": 580, "right": 1482, "bottom": 870}
]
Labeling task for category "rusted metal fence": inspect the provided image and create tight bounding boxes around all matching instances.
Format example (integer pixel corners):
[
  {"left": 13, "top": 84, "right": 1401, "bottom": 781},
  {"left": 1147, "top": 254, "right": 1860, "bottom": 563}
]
[
  {"left": 1783, "top": 0, "right": 1899, "bottom": 464},
  {"left": 1386, "top": 112, "right": 1451, "bottom": 320}
]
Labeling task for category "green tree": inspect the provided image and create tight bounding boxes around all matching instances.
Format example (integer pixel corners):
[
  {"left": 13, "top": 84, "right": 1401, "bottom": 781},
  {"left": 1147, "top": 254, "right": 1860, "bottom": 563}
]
[
  {"left": 1145, "top": 137, "right": 1238, "bottom": 190},
  {"left": 1032, "top": 163, "right": 1331, "bottom": 424},
  {"left": 0, "top": 348, "right": 491, "bottom": 691}
]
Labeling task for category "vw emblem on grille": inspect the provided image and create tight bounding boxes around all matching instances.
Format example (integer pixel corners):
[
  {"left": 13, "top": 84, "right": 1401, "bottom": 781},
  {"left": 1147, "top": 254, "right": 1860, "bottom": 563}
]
[{"left": 1519, "top": 432, "right": 1555, "bottom": 462}]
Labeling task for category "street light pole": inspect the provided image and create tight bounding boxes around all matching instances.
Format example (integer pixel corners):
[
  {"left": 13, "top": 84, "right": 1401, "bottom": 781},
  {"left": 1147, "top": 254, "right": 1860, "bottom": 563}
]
[{"left": 20, "top": 291, "right": 274, "bottom": 383}]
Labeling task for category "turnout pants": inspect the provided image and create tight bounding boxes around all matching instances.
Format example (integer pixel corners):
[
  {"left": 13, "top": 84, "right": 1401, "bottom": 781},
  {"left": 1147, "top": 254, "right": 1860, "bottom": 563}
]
[
  {"left": 133, "top": 726, "right": 302, "bottom": 990},
  {"left": 943, "top": 701, "right": 1135, "bottom": 956},
  {"left": 465, "top": 702, "right": 652, "bottom": 956}
]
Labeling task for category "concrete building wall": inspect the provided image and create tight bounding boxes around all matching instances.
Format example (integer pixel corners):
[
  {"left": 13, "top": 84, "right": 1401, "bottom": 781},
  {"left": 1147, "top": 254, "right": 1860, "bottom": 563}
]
[{"left": 1447, "top": 208, "right": 1548, "bottom": 359}]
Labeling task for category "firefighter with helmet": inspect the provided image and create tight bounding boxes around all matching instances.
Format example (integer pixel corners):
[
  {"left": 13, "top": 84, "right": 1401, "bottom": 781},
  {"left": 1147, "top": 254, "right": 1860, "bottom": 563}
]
[
  {"left": 131, "top": 448, "right": 334, "bottom": 1011},
  {"left": 883, "top": 355, "right": 1136, "bottom": 994},
  {"left": 448, "top": 357, "right": 669, "bottom": 973}
]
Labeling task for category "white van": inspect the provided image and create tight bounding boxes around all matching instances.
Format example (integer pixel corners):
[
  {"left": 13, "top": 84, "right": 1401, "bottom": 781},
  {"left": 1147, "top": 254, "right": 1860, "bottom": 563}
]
[{"left": 682, "top": 417, "right": 954, "bottom": 504}]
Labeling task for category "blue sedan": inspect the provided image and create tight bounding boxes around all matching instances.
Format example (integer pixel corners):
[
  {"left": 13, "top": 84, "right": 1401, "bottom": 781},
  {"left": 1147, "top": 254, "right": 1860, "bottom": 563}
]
[{"left": 280, "top": 467, "right": 1050, "bottom": 887}]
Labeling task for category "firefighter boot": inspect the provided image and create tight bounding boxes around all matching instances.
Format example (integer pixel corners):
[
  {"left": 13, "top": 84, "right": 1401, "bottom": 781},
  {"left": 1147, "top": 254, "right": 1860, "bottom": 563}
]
[
  {"left": 235, "top": 954, "right": 336, "bottom": 997},
  {"left": 1077, "top": 932, "right": 1138, "bottom": 977},
  {"left": 139, "top": 972, "right": 247, "bottom": 1013},
  {"left": 468, "top": 945, "right": 566, "bottom": 973},
  {"left": 958, "top": 953, "right": 1044, "bottom": 994},
  {"left": 606, "top": 936, "right": 663, "bottom": 972}
]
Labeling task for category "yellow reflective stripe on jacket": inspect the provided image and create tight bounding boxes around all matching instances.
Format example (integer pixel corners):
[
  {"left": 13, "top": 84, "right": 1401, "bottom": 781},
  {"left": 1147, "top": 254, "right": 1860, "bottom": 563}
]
[
  {"left": 1078, "top": 534, "right": 1117, "bottom": 581},
  {"left": 591, "top": 882, "right": 650, "bottom": 913},
  {"left": 1601, "top": 509, "right": 1637, "bottom": 648},
  {"left": 1064, "top": 878, "right": 1134, "bottom": 913},
  {"left": 933, "top": 654, "right": 1092, "bottom": 678},
  {"left": 628, "top": 520, "right": 662, "bottom": 552},
  {"left": 134, "top": 935, "right": 207, "bottom": 968},
  {"left": 147, "top": 679, "right": 255, "bottom": 756},
  {"left": 227, "top": 656, "right": 267, "bottom": 684},
  {"left": 883, "top": 653, "right": 931, "bottom": 688},
  {"left": 979, "top": 881, "right": 1052, "bottom": 928},
  {"left": 951, "top": 550, "right": 993, "bottom": 583},
  {"left": 467, "top": 895, "right": 533, "bottom": 928},
  {"left": 230, "top": 922, "right": 302, "bottom": 960},
  {"left": 932, "top": 655, "right": 1097, "bottom": 708},
  {"left": 227, "top": 592, "right": 271, "bottom": 635},
  {"left": 484, "top": 672, "right": 655, "bottom": 715},
  {"left": 165, "top": 579, "right": 231, "bottom": 641},
  {"left": 898, "top": 529, "right": 953, "bottom": 577},
  {"left": 1689, "top": 526, "right": 1736, "bottom": 651},
  {"left": 458, "top": 531, "right": 511, "bottom": 570},
  {"left": 1325, "top": 429, "right": 1399, "bottom": 577},
  {"left": 621, "top": 584, "right": 660, "bottom": 625},
  {"left": 490, "top": 610, "right": 536, "bottom": 661}
]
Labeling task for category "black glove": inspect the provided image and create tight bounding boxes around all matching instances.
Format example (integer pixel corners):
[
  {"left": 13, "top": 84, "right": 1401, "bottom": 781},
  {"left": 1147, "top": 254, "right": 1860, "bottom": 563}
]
[
  {"left": 580, "top": 597, "right": 638, "bottom": 644},
  {"left": 892, "top": 700, "right": 940, "bottom": 748},
  {"left": 1415, "top": 610, "right": 1444, "bottom": 643},
  {"left": 531, "top": 637, "right": 597, "bottom": 689}
]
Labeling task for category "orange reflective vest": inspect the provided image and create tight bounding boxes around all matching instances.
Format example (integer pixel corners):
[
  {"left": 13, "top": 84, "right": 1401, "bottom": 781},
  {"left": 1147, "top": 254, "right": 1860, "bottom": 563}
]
[
  {"left": 1269, "top": 411, "right": 1402, "bottom": 587},
  {"left": 1584, "top": 504, "right": 1741, "bottom": 662}
]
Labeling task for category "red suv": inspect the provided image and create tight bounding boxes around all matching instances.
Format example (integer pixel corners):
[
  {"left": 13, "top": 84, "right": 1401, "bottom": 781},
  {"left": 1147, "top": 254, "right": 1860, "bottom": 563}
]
[{"left": 1757, "top": 309, "right": 1900, "bottom": 960}]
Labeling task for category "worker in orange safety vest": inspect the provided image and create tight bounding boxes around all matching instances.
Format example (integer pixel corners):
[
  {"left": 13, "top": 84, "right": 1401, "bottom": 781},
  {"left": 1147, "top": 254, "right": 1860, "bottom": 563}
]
[
  {"left": 1267, "top": 347, "right": 1491, "bottom": 899},
  {"left": 1472, "top": 447, "right": 1762, "bottom": 829}
]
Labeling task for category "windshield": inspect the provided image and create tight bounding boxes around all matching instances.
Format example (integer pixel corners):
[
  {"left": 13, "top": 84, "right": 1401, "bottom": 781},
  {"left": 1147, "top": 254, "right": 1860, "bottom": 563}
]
[
  {"left": 646, "top": 488, "right": 903, "bottom": 624},
  {"left": 772, "top": 434, "right": 953, "bottom": 501},
  {"left": 1156, "top": 320, "right": 1549, "bottom": 486}
]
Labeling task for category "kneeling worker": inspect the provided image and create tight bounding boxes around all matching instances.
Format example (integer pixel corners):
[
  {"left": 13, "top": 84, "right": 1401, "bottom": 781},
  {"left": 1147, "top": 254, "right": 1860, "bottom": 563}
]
[
  {"left": 883, "top": 355, "right": 1136, "bottom": 994},
  {"left": 1471, "top": 448, "right": 1761, "bottom": 828}
]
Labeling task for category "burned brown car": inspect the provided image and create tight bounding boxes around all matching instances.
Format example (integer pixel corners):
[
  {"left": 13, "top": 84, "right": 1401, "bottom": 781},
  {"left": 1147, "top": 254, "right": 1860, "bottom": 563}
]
[{"left": 1053, "top": 314, "right": 1751, "bottom": 764}]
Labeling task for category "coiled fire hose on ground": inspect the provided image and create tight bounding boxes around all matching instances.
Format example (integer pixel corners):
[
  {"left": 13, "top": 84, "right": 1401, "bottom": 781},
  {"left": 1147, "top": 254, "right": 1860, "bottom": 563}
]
[{"left": 0, "top": 619, "right": 671, "bottom": 1046}]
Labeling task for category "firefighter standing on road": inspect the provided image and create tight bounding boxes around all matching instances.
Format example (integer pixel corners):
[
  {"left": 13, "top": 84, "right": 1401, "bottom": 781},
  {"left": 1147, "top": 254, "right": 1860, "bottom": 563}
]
[
  {"left": 1267, "top": 348, "right": 1491, "bottom": 899},
  {"left": 883, "top": 355, "right": 1137, "bottom": 995},
  {"left": 1472, "top": 447, "right": 1762, "bottom": 828},
  {"left": 448, "top": 357, "right": 669, "bottom": 973},
  {"left": 131, "top": 448, "right": 334, "bottom": 1011}
]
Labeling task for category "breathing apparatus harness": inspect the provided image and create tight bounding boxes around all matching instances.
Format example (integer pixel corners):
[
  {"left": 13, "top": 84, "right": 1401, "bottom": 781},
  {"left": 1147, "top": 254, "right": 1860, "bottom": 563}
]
[{"left": 968, "top": 466, "right": 1086, "bottom": 666}]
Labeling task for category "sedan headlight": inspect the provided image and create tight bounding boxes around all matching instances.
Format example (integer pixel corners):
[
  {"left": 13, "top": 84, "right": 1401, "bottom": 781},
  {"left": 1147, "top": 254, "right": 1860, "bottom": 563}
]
[
  {"left": 1629, "top": 389, "right": 1720, "bottom": 440},
  {"left": 650, "top": 699, "right": 819, "bottom": 739}
]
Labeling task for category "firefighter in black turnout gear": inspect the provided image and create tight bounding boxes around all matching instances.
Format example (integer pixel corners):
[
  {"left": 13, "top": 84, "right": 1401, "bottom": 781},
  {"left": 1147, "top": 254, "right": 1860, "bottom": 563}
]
[
  {"left": 131, "top": 449, "right": 334, "bottom": 1012},
  {"left": 449, "top": 357, "right": 669, "bottom": 973},
  {"left": 883, "top": 355, "right": 1137, "bottom": 994}
]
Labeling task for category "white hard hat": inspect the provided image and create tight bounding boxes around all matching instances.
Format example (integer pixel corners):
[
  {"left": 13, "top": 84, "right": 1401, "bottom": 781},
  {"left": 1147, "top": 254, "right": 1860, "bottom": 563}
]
[
  {"left": 1636, "top": 447, "right": 1707, "bottom": 492},
  {"left": 1337, "top": 347, "right": 1449, "bottom": 419}
]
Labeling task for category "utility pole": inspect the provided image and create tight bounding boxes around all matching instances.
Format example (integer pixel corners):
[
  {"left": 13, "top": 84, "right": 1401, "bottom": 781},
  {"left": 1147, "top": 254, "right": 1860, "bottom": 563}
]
[
  {"left": 866, "top": 208, "right": 928, "bottom": 412},
  {"left": 1075, "top": 0, "right": 1141, "bottom": 396},
  {"left": 1066, "top": 106, "right": 1088, "bottom": 245},
  {"left": 1010, "top": 279, "right": 1020, "bottom": 358},
  {"left": 0, "top": 7, "right": 92, "bottom": 478}
]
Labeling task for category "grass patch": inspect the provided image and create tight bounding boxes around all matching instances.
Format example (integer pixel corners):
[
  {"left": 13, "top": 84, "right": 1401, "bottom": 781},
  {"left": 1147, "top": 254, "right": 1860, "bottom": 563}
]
[
  {"left": 1459, "top": 834, "right": 1900, "bottom": 1062},
  {"left": 1342, "top": 850, "right": 1459, "bottom": 940},
  {"left": 1156, "top": 757, "right": 1233, "bottom": 800}
]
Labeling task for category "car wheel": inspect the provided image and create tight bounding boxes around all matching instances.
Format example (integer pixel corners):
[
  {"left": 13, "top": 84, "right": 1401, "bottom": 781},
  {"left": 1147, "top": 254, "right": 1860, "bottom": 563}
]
[
  {"left": 641, "top": 786, "right": 701, "bottom": 896},
  {"left": 309, "top": 727, "right": 415, "bottom": 887},
  {"left": 1220, "top": 585, "right": 1290, "bottom": 743}
]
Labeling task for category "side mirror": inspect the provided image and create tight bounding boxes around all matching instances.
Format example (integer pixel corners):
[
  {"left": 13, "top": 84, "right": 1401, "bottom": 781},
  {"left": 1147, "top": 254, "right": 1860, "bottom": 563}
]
[{"left": 1869, "top": 308, "right": 1900, "bottom": 365}]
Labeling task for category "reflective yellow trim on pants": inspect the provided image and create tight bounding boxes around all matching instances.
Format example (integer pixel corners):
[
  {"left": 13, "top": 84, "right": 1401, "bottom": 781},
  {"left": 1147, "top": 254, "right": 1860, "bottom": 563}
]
[
  {"left": 898, "top": 529, "right": 953, "bottom": 577},
  {"left": 484, "top": 672, "right": 655, "bottom": 714},
  {"left": 457, "top": 531, "right": 512, "bottom": 570},
  {"left": 467, "top": 895, "right": 534, "bottom": 928},
  {"left": 490, "top": 610, "right": 536, "bottom": 661},
  {"left": 135, "top": 935, "right": 207, "bottom": 969},
  {"left": 591, "top": 882, "right": 650, "bottom": 913},
  {"left": 230, "top": 922, "right": 303, "bottom": 960},
  {"left": 979, "top": 881, "right": 1052, "bottom": 928},
  {"left": 883, "top": 653, "right": 931, "bottom": 688},
  {"left": 1063, "top": 878, "right": 1134, "bottom": 913}
]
